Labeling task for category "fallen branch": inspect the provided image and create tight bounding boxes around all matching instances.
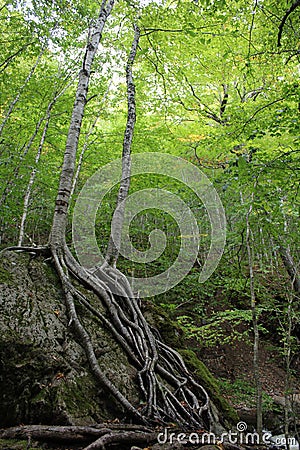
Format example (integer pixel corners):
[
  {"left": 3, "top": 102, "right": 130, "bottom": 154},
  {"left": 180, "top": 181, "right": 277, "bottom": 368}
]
[
  {"left": 0, "top": 424, "right": 157, "bottom": 448},
  {"left": 0, "top": 425, "right": 110, "bottom": 443},
  {"left": 83, "top": 429, "right": 157, "bottom": 450},
  {"left": 1, "top": 245, "right": 50, "bottom": 256}
]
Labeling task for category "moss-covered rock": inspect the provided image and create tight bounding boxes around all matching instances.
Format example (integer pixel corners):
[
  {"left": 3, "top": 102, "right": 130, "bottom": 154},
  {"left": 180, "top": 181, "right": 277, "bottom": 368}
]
[
  {"left": 0, "top": 250, "right": 238, "bottom": 430},
  {"left": 0, "top": 259, "right": 13, "bottom": 284},
  {"left": 178, "top": 349, "right": 239, "bottom": 426},
  {"left": 0, "top": 250, "right": 140, "bottom": 427},
  {"left": 142, "top": 301, "right": 184, "bottom": 349}
]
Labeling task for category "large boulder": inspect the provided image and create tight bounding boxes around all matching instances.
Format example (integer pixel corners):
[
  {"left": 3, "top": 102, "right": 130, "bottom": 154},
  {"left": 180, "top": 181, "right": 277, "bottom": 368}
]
[
  {"left": 0, "top": 250, "right": 139, "bottom": 426},
  {"left": 0, "top": 250, "right": 236, "bottom": 430}
]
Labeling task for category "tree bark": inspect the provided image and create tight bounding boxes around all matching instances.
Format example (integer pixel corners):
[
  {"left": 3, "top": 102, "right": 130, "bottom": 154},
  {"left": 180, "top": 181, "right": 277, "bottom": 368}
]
[
  {"left": 244, "top": 186, "right": 262, "bottom": 437},
  {"left": 105, "top": 24, "right": 140, "bottom": 267},
  {"left": 18, "top": 81, "right": 71, "bottom": 246},
  {"left": 278, "top": 0, "right": 300, "bottom": 46},
  {"left": 49, "top": 0, "right": 115, "bottom": 250},
  {"left": 70, "top": 82, "right": 112, "bottom": 200},
  {"left": 279, "top": 245, "right": 300, "bottom": 294},
  {"left": 0, "top": 424, "right": 155, "bottom": 446}
]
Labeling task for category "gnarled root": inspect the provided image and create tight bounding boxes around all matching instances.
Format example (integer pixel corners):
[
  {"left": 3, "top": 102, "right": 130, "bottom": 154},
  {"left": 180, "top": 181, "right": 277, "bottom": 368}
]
[{"left": 5, "top": 244, "right": 216, "bottom": 433}]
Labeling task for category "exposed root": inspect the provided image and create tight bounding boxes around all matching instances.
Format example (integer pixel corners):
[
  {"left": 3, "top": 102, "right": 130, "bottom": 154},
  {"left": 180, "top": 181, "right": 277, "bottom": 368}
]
[
  {"left": 0, "top": 424, "right": 247, "bottom": 450},
  {"left": 0, "top": 425, "right": 109, "bottom": 443},
  {"left": 2, "top": 245, "right": 50, "bottom": 256},
  {"left": 3, "top": 244, "right": 216, "bottom": 435},
  {"left": 51, "top": 246, "right": 147, "bottom": 425},
  {"left": 52, "top": 242, "right": 213, "bottom": 430},
  {"left": 82, "top": 429, "right": 157, "bottom": 450},
  {"left": 0, "top": 424, "right": 156, "bottom": 449}
]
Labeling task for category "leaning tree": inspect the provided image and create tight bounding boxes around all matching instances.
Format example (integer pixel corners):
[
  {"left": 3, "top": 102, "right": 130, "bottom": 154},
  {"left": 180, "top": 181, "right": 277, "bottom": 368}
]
[{"left": 2, "top": 0, "right": 224, "bottom": 447}]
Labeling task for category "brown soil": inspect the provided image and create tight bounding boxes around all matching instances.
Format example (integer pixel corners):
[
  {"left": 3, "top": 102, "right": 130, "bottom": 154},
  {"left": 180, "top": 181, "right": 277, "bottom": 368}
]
[{"left": 200, "top": 336, "right": 300, "bottom": 428}]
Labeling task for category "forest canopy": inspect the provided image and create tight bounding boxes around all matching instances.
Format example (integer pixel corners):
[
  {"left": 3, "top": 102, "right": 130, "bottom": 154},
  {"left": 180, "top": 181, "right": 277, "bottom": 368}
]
[{"left": 0, "top": 0, "right": 299, "bottom": 446}]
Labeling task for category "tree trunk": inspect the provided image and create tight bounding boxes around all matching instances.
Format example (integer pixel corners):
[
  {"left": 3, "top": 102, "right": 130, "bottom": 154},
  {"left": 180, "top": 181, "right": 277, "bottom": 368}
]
[
  {"left": 245, "top": 187, "right": 263, "bottom": 437},
  {"left": 18, "top": 79, "right": 73, "bottom": 246},
  {"left": 105, "top": 24, "right": 140, "bottom": 267},
  {"left": 49, "top": 0, "right": 114, "bottom": 249},
  {"left": 6, "top": 3, "right": 217, "bottom": 443},
  {"left": 70, "top": 82, "right": 112, "bottom": 200},
  {"left": 279, "top": 245, "right": 300, "bottom": 294},
  {"left": 0, "top": 45, "right": 46, "bottom": 137}
]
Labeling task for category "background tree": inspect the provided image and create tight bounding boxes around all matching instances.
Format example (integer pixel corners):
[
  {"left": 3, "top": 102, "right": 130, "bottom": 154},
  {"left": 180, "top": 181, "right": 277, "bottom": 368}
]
[{"left": 0, "top": 0, "right": 299, "bottom": 446}]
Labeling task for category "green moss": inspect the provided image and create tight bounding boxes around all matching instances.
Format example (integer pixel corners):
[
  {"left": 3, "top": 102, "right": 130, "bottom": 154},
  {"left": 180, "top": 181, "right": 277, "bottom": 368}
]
[
  {"left": 59, "top": 374, "right": 113, "bottom": 423},
  {"left": 42, "top": 260, "right": 61, "bottom": 287},
  {"left": 61, "top": 376, "right": 95, "bottom": 415},
  {"left": 0, "top": 263, "right": 13, "bottom": 284},
  {"left": 178, "top": 349, "right": 239, "bottom": 425},
  {"left": 0, "top": 439, "right": 44, "bottom": 449},
  {"left": 143, "top": 302, "right": 184, "bottom": 348}
]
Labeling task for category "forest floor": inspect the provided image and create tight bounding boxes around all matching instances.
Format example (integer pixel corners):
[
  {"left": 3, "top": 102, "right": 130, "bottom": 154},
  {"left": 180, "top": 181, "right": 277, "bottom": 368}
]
[
  {"left": 200, "top": 336, "right": 300, "bottom": 430},
  {"left": 1, "top": 341, "right": 298, "bottom": 450}
]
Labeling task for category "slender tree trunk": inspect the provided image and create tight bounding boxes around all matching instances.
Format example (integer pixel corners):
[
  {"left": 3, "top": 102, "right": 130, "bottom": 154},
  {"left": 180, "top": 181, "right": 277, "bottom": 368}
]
[
  {"left": 0, "top": 114, "right": 48, "bottom": 243},
  {"left": 279, "top": 245, "right": 300, "bottom": 294},
  {"left": 0, "top": 41, "right": 34, "bottom": 75},
  {"left": 49, "top": 0, "right": 115, "bottom": 250},
  {"left": 0, "top": 118, "right": 44, "bottom": 209},
  {"left": 283, "top": 293, "right": 293, "bottom": 450},
  {"left": 244, "top": 187, "right": 263, "bottom": 436},
  {"left": 70, "top": 82, "right": 112, "bottom": 200},
  {"left": 46, "top": 0, "right": 146, "bottom": 422},
  {"left": 0, "top": 45, "right": 46, "bottom": 137},
  {"left": 105, "top": 24, "right": 140, "bottom": 267},
  {"left": 277, "top": 199, "right": 300, "bottom": 293},
  {"left": 18, "top": 119, "right": 49, "bottom": 247},
  {"left": 18, "top": 80, "right": 72, "bottom": 246}
]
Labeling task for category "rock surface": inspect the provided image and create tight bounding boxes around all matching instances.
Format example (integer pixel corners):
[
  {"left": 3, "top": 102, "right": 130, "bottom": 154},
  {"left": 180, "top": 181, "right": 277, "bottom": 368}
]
[
  {"left": 0, "top": 250, "right": 139, "bottom": 426},
  {"left": 0, "top": 250, "right": 236, "bottom": 431}
]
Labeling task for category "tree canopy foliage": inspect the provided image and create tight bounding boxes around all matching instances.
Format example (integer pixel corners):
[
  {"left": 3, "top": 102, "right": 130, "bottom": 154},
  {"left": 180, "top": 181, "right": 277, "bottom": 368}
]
[{"left": 0, "top": 0, "right": 299, "bottom": 443}]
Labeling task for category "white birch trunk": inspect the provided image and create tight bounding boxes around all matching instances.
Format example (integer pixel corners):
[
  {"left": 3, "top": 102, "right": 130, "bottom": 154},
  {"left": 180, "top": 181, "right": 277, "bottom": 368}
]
[
  {"left": 70, "top": 82, "right": 112, "bottom": 200},
  {"left": 244, "top": 187, "right": 263, "bottom": 436},
  {"left": 49, "top": 0, "right": 115, "bottom": 249},
  {"left": 18, "top": 120, "right": 49, "bottom": 247},
  {"left": 105, "top": 24, "right": 140, "bottom": 266},
  {"left": 18, "top": 80, "right": 72, "bottom": 246}
]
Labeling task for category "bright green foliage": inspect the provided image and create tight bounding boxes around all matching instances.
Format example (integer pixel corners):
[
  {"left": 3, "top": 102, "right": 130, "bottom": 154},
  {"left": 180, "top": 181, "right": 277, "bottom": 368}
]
[
  {"left": 0, "top": 0, "right": 299, "bottom": 414},
  {"left": 219, "top": 378, "right": 280, "bottom": 412}
]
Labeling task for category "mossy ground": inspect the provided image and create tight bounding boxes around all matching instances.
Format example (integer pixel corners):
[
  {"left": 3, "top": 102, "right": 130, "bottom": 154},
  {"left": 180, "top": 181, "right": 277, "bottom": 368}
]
[
  {"left": 178, "top": 349, "right": 239, "bottom": 425},
  {"left": 0, "top": 439, "right": 43, "bottom": 450}
]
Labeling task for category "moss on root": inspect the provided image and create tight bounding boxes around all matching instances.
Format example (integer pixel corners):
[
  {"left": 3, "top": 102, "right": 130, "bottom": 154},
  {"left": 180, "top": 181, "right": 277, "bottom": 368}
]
[{"left": 178, "top": 349, "right": 239, "bottom": 425}]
